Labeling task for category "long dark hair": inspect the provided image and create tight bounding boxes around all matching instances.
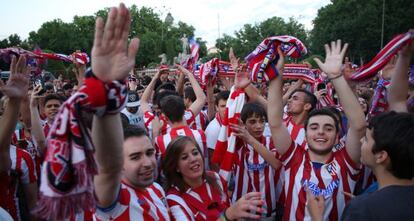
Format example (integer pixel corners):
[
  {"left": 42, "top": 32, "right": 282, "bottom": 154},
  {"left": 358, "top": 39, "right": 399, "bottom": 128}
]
[{"left": 162, "top": 136, "right": 221, "bottom": 193}]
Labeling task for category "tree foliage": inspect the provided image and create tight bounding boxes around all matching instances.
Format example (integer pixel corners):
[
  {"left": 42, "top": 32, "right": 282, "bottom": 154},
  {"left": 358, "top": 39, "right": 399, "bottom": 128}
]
[
  {"left": 310, "top": 0, "right": 414, "bottom": 64},
  {"left": 23, "top": 5, "right": 207, "bottom": 71},
  {"left": 215, "top": 16, "right": 308, "bottom": 61}
]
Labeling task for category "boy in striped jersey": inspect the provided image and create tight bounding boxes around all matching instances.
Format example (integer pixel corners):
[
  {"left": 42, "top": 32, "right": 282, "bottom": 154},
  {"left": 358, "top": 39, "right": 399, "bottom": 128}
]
[
  {"left": 90, "top": 4, "right": 169, "bottom": 220},
  {"left": 268, "top": 40, "right": 366, "bottom": 221}
]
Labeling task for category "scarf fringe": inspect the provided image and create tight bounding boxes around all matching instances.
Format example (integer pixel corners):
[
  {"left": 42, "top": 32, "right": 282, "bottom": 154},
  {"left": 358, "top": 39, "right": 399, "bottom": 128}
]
[{"left": 33, "top": 190, "right": 95, "bottom": 220}]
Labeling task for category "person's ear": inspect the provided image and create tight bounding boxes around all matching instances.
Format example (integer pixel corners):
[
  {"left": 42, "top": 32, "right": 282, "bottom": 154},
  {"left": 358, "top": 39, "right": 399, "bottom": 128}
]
[
  {"left": 304, "top": 103, "right": 312, "bottom": 111},
  {"left": 375, "top": 150, "right": 389, "bottom": 164}
]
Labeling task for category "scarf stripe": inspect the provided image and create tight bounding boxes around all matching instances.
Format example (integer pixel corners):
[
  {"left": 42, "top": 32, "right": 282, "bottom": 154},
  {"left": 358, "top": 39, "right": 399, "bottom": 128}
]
[
  {"left": 212, "top": 86, "right": 246, "bottom": 182},
  {"left": 245, "top": 35, "right": 307, "bottom": 83},
  {"left": 351, "top": 31, "right": 414, "bottom": 81}
]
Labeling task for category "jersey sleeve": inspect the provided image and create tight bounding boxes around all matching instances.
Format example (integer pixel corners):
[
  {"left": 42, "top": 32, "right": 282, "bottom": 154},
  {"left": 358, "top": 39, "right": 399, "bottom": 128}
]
[
  {"left": 276, "top": 142, "right": 304, "bottom": 168},
  {"left": 184, "top": 109, "right": 195, "bottom": 126},
  {"left": 18, "top": 148, "right": 37, "bottom": 184},
  {"left": 166, "top": 193, "right": 193, "bottom": 221}
]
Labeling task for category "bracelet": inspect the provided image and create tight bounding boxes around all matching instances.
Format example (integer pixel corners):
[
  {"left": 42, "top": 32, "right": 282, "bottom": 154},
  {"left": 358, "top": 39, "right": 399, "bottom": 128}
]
[
  {"left": 328, "top": 73, "right": 343, "bottom": 81},
  {"left": 219, "top": 208, "right": 232, "bottom": 221}
]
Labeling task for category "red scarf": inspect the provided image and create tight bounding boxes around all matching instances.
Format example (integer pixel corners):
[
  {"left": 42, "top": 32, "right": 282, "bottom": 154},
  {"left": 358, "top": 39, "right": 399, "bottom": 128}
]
[{"left": 34, "top": 70, "right": 127, "bottom": 220}]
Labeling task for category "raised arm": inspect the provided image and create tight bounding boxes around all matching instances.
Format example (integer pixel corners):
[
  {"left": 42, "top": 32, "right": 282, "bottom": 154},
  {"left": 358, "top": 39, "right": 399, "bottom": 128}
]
[
  {"left": 140, "top": 70, "right": 160, "bottom": 113},
  {"left": 388, "top": 41, "right": 413, "bottom": 112},
  {"left": 282, "top": 79, "right": 303, "bottom": 106},
  {"left": 314, "top": 40, "right": 365, "bottom": 165},
  {"left": 0, "top": 55, "right": 30, "bottom": 172},
  {"left": 176, "top": 64, "right": 206, "bottom": 116},
  {"left": 30, "top": 85, "right": 47, "bottom": 156},
  {"left": 91, "top": 3, "right": 140, "bottom": 207},
  {"left": 267, "top": 49, "right": 292, "bottom": 155},
  {"left": 229, "top": 47, "right": 268, "bottom": 109},
  {"left": 176, "top": 70, "right": 185, "bottom": 96}
]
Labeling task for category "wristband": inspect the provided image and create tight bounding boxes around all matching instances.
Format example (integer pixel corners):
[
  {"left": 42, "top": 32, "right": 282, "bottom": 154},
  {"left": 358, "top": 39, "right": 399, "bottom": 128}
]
[
  {"left": 219, "top": 208, "right": 232, "bottom": 221},
  {"left": 328, "top": 73, "right": 343, "bottom": 81}
]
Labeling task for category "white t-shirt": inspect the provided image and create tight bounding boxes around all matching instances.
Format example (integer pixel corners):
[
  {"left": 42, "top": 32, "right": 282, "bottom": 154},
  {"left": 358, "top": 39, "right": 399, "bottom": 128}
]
[
  {"left": 205, "top": 117, "right": 221, "bottom": 149},
  {"left": 121, "top": 108, "right": 145, "bottom": 128}
]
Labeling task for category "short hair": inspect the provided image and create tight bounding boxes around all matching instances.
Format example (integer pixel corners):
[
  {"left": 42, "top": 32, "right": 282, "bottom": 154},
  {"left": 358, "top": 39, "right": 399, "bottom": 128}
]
[
  {"left": 153, "top": 90, "right": 179, "bottom": 107},
  {"left": 215, "top": 90, "right": 230, "bottom": 106},
  {"left": 369, "top": 111, "right": 414, "bottom": 179},
  {"left": 123, "top": 125, "right": 148, "bottom": 140},
  {"left": 62, "top": 83, "right": 73, "bottom": 90},
  {"left": 136, "top": 85, "right": 144, "bottom": 91},
  {"left": 304, "top": 108, "right": 340, "bottom": 133},
  {"left": 155, "top": 82, "right": 176, "bottom": 93},
  {"left": 160, "top": 95, "right": 185, "bottom": 123},
  {"left": 240, "top": 102, "right": 267, "bottom": 123},
  {"left": 289, "top": 89, "right": 318, "bottom": 112},
  {"left": 44, "top": 94, "right": 63, "bottom": 106},
  {"left": 184, "top": 86, "right": 196, "bottom": 102}
]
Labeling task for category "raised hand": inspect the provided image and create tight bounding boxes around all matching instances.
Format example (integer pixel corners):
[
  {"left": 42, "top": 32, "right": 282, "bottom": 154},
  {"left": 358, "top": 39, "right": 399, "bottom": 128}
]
[
  {"left": 91, "top": 3, "right": 140, "bottom": 82},
  {"left": 314, "top": 40, "right": 348, "bottom": 78},
  {"left": 230, "top": 48, "right": 251, "bottom": 89},
  {"left": 0, "top": 55, "right": 30, "bottom": 99},
  {"left": 30, "top": 85, "right": 46, "bottom": 108}
]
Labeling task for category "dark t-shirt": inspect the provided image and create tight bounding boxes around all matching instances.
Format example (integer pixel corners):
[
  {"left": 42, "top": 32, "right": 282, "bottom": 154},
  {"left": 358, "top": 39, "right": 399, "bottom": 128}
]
[{"left": 341, "top": 185, "right": 414, "bottom": 221}]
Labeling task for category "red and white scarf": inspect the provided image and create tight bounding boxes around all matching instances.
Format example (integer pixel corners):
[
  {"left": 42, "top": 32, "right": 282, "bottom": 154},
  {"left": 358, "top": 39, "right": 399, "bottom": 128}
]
[
  {"left": 350, "top": 31, "right": 414, "bottom": 81},
  {"left": 283, "top": 63, "right": 316, "bottom": 83},
  {"left": 34, "top": 70, "right": 127, "bottom": 220},
  {"left": 211, "top": 86, "right": 245, "bottom": 182},
  {"left": 245, "top": 35, "right": 307, "bottom": 83},
  {"left": 194, "top": 58, "right": 219, "bottom": 89}
]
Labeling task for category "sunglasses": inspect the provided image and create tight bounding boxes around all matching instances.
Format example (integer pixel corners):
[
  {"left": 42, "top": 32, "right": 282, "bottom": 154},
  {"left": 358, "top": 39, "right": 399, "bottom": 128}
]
[{"left": 128, "top": 77, "right": 137, "bottom": 82}]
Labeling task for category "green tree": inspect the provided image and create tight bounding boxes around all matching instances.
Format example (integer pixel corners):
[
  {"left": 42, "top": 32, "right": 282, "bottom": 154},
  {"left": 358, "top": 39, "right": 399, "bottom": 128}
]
[
  {"left": 215, "top": 16, "right": 308, "bottom": 61},
  {"left": 310, "top": 0, "right": 414, "bottom": 64}
]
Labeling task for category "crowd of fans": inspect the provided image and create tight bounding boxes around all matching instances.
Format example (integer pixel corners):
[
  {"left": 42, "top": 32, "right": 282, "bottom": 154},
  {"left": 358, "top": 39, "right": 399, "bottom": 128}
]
[{"left": 0, "top": 3, "right": 413, "bottom": 221}]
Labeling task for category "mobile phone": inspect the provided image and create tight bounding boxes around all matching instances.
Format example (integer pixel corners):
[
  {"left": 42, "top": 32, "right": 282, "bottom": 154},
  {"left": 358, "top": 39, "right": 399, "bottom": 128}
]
[
  {"left": 33, "top": 78, "right": 46, "bottom": 95},
  {"left": 317, "top": 83, "right": 326, "bottom": 91}
]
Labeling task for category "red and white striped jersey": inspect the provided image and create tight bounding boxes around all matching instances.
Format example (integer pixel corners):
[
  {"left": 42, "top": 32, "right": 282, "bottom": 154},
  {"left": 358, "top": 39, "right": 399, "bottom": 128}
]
[
  {"left": 11, "top": 129, "right": 42, "bottom": 177},
  {"left": 144, "top": 109, "right": 195, "bottom": 138},
  {"left": 283, "top": 112, "right": 306, "bottom": 146},
  {"left": 42, "top": 121, "right": 51, "bottom": 137},
  {"left": 231, "top": 137, "right": 283, "bottom": 218},
  {"left": 166, "top": 172, "right": 229, "bottom": 221},
  {"left": 94, "top": 182, "right": 170, "bottom": 221},
  {"left": 278, "top": 142, "right": 360, "bottom": 221},
  {"left": 155, "top": 125, "right": 207, "bottom": 159},
  {"left": 189, "top": 110, "right": 209, "bottom": 130},
  {"left": 0, "top": 145, "right": 37, "bottom": 221}
]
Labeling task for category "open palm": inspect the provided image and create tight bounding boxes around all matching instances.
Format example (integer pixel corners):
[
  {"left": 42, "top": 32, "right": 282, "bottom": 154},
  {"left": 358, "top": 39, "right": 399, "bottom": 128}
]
[
  {"left": 0, "top": 56, "right": 29, "bottom": 99},
  {"left": 229, "top": 47, "right": 251, "bottom": 89},
  {"left": 91, "top": 3, "right": 140, "bottom": 82},
  {"left": 314, "top": 40, "right": 348, "bottom": 77}
]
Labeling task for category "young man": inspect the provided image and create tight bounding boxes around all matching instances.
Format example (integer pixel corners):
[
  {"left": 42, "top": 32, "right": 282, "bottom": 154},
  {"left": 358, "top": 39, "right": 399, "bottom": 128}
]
[
  {"left": 268, "top": 40, "right": 366, "bottom": 221},
  {"left": 340, "top": 112, "right": 414, "bottom": 220},
  {"left": 41, "top": 94, "right": 63, "bottom": 136},
  {"left": 154, "top": 95, "right": 207, "bottom": 167},
  {"left": 121, "top": 91, "right": 144, "bottom": 128},
  {"left": 205, "top": 90, "right": 230, "bottom": 162},
  {"left": 307, "top": 112, "right": 414, "bottom": 221},
  {"left": 89, "top": 4, "right": 170, "bottom": 220},
  {"left": 229, "top": 48, "right": 315, "bottom": 146},
  {"left": 229, "top": 102, "right": 283, "bottom": 220}
]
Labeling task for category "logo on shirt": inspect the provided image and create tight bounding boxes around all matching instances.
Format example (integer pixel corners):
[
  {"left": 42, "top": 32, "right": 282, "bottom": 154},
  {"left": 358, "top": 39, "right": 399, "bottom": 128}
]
[
  {"left": 302, "top": 179, "right": 340, "bottom": 199},
  {"left": 246, "top": 162, "right": 268, "bottom": 171}
]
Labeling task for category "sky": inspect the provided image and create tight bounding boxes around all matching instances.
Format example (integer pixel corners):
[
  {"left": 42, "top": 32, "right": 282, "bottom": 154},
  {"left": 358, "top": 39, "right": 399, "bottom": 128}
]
[{"left": 0, "top": 0, "right": 331, "bottom": 48}]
